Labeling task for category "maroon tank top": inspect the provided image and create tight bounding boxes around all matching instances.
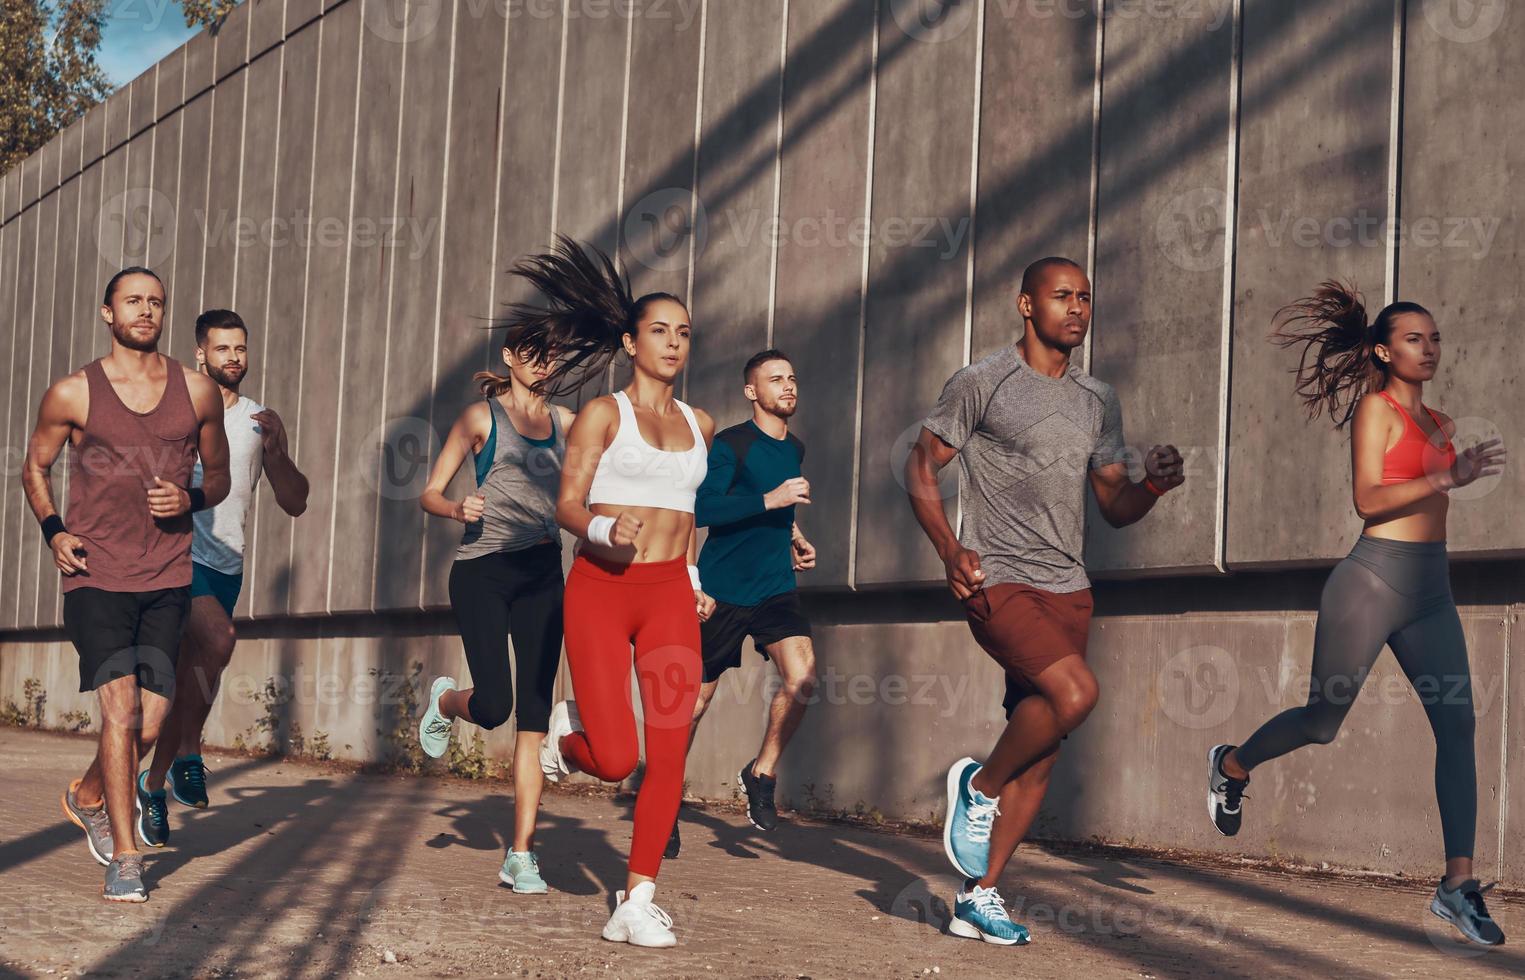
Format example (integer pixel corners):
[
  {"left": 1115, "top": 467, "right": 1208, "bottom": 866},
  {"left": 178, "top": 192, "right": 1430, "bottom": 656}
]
[{"left": 63, "top": 356, "right": 200, "bottom": 593}]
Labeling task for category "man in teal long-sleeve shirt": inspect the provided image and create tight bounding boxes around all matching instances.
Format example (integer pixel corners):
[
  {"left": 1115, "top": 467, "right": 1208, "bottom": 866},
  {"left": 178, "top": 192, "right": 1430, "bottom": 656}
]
[{"left": 681, "top": 350, "right": 817, "bottom": 847}]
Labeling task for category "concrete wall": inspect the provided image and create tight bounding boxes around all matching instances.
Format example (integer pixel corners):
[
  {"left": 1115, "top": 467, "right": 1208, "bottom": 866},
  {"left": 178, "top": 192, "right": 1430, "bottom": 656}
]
[{"left": 3, "top": 0, "right": 1524, "bottom": 882}]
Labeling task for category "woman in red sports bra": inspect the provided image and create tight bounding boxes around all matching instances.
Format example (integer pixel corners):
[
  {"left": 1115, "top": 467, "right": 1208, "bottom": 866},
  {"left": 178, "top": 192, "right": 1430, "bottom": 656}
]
[
  {"left": 1207, "top": 282, "right": 1508, "bottom": 946},
  {"left": 497, "top": 236, "right": 716, "bottom": 949}
]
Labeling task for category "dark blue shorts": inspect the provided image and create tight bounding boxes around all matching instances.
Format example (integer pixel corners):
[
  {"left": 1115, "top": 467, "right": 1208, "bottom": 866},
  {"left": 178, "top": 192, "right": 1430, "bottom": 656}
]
[{"left": 190, "top": 561, "right": 243, "bottom": 617}]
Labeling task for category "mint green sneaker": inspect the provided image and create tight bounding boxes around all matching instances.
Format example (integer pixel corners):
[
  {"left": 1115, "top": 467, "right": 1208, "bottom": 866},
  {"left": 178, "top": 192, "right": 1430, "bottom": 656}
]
[
  {"left": 499, "top": 850, "right": 548, "bottom": 894},
  {"left": 418, "top": 676, "right": 456, "bottom": 760}
]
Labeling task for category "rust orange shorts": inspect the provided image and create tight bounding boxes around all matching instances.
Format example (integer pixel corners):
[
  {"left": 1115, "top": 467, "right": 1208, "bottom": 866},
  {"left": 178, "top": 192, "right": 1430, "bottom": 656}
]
[{"left": 963, "top": 582, "right": 1094, "bottom": 717}]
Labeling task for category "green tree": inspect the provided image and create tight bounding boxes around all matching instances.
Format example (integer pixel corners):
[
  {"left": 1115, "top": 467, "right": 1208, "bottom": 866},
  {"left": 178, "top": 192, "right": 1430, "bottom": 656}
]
[
  {"left": 181, "top": 0, "right": 240, "bottom": 31},
  {"left": 0, "top": 0, "right": 111, "bottom": 173}
]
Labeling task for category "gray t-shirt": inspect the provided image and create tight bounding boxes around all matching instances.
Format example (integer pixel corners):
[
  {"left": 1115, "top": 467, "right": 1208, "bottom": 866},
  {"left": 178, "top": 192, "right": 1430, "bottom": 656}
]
[{"left": 922, "top": 345, "right": 1126, "bottom": 593}]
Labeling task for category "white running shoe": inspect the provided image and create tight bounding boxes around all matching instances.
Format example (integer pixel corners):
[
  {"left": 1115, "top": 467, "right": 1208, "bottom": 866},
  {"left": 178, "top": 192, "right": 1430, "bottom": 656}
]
[
  {"left": 601, "top": 881, "right": 677, "bottom": 948},
  {"left": 418, "top": 677, "right": 457, "bottom": 760},
  {"left": 539, "top": 701, "right": 582, "bottom": 783}
]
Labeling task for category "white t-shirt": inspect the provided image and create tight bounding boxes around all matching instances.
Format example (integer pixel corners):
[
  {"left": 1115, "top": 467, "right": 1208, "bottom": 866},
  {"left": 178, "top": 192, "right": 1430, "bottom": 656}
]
[{"left": 191, "top": 395, "right": 265, "bottom": 575}]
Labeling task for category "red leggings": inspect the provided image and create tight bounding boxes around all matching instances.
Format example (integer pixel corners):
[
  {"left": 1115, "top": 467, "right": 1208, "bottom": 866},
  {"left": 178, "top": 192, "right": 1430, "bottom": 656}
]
[{"left": 560, "top": 553, "right": 701, "bottom": 878}]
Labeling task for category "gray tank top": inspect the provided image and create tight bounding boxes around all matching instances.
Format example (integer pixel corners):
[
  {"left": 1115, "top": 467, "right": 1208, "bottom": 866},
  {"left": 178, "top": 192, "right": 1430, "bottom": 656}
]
[{"left": 456, "top": 397, "right": 566, "bottom": 560}]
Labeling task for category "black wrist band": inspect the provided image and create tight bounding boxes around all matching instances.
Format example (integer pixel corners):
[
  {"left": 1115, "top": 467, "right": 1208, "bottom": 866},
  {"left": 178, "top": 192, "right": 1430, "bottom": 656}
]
[
  {"left": 41, "top": 515, "right": 67, "bottom": 546},
  {"left": 188, "top": 488, "right": 208, "bottom": 512}
]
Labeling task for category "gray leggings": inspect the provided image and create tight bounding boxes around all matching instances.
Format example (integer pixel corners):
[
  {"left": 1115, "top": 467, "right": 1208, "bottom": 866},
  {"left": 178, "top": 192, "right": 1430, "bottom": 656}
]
[{"left": 1236, "top": 535, "right": 1476, "bottom": 859}]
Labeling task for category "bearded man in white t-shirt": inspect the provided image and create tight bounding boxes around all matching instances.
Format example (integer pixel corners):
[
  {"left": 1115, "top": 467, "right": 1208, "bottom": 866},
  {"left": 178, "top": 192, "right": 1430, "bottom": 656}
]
[{"left": 137, "top": 309, "right": 310, "bottom": 846}]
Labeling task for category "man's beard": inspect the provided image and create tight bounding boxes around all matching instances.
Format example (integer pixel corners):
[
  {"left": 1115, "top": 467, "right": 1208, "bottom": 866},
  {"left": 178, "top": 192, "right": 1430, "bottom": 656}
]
[
  {"left": 205, "top": 363, "right": 245, "bottom": 389},
  {"left": 765, "top": 398, "right": 797, "bottom": 419},
  {"left": 112, "top": 321, "right": 160, "bottom": 352}
]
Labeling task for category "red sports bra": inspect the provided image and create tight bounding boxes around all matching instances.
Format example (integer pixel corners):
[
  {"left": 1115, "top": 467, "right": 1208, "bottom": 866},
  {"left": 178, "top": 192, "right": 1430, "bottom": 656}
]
[{"left": 1376, "top": 390, "right": 1455, "bottom": 484}]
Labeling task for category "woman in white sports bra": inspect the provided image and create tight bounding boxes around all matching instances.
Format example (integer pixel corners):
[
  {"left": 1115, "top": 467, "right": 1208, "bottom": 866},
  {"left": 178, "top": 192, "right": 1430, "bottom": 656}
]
[{"left": 505, "top": 236, "right": 715, "bottom": 948}]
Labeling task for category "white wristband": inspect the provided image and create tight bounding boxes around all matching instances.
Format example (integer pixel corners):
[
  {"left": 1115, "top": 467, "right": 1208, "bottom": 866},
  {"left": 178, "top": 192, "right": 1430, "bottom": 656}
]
[
  {"left": 688, "top": 564, "right": 702, "bottom": 590},
  {"left": 587, "top": 515, "right": 616, "bottom": 547}
]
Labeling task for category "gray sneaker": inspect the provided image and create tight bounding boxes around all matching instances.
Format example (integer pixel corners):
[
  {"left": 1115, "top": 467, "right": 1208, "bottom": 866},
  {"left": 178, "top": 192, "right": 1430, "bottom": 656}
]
[
  {"left": 103, "top": 853, "right": 148, "bottom": 903},
  {"left": 62, "top": 779, "right": 114, "bottom": 866},
  {"left": 1431, "top": 878, "right": 1505, "bottom": 946}
]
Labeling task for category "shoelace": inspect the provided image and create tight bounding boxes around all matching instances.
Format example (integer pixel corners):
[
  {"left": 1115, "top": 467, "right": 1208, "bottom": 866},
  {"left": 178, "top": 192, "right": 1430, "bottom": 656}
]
[
  {"left": 1464, "top": 882, "right": 1498, "bottom": 920},
  {"left": 642, "top": 902, "right": 674, "bottom": 931},
  {"left": 425, "top": 717, "right": 453, "bottom": 737},
  {"left": 145, "top": 792, "right": 168, "bottom": 826},
  {"left": 969, "top": 885, "right": 1012, "bottom": 922},
  {"left": 87, "top": 805, "right": 113, "bottom": 839},
  {"left": 181, "top": 759, "right": 210, "bottom": 795},
  {"left": 1223, "top": 781, "right": 1248, "bottom": 814},
  {"left": 116, "top": 854, "right": 145, "bottom": 877},
  {"left": 965, "top": 798, "right": 1001, "bottom": 843}
]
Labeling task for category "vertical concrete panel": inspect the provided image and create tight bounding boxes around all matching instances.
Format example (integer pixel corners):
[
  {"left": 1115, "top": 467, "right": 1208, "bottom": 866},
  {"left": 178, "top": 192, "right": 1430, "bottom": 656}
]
[
  {"left": 215, "top": 0, "right": 253, "bottom": 80},
  {"left": 853, "top": 2, "right": 978, "bottom": 586},
  {"left": 683, "top": 0, "right": 779, "bottom": 430},
  {"left": 370, "top": 3, "right": 456, "bottom": 612},
  {"left": 288, "top": 0, "right": 325, "bottom": 35},
  {"left": 768, "top": 0, "right": 875, "bottom": 588},
  {"left": 0, "top": 217, "right": 15, "bottom": 596},
  {"left": 326, "top": 0, "right": 408, "bottom": 614},
  {"left": 289, "top": 5, "right": 363, "bottom": 615},
  {"left": 128, "top": 70, "right": 157, "bottom": 139},
  {"left": 156, "top": 47, "right": 187, "bottom": 123},
  {"left": 1086, "top": 4, "right": 1236, "bottom": 578},
  {"left": 122, "top": 128, "right": 157, "bottom": 270},
  {"left": 201, "top": 73, "right": 248, "bottom": 315},
  {"left": 69, "top": 160, "right": 106, "bottom": 395},
  {"left": 250, "top": 25, "right": 322, "bottom": 618},
  {"left": 186, "top": 27, "right": 217, "bottom": 102},
  {"left": 420, "top": 1, "right": 512, "bottom": 609},
  {"left": 19, "top": 155, "right": 41, "bottom": 211},
  {"left": 3, "top": 206, "right": 40, "bottom": 627},
  {"left": 105, "top": 86, "right": 132, "bottom": 154},
  {"left": 970, "top": 4, "right": 1095, "bottom": 359},
  {"left": 37, "top": 136, "right": 61, "bottom": 199},
  {"left": 552, "top": 5, "right": 628, "bottom": 254},
  {"left": 147, "top": 111, "right": 183, "bottom": 355},
  {"left": 1, "top": 170, "right": 13, "bottom": 223},
  {"left": 58, "top": 117, "right": 85, "bottom": 186},
  {"left": 93, "top": 144, "right": 130, "bottom": 361},
  {"left": 36, "top": 178, "right": 81, "bottom": 629},
  {"left": 168, "top": 93, "right": 212, "bottom": 362},
  {"left": 1226, "top": 0, "right": 1395, "bottom": 567},
  {"left": 19, "top": 193, "right": 61, "bottom": 628},
  {"left": 251, "top": 0, "right": 287, "bottom": 58},
  {"left": 1398, "top": 4, "right": 1523, "bottom": 555},
  {"left": 1505, "top": 606, "right": 1523, "bottom": 884}
]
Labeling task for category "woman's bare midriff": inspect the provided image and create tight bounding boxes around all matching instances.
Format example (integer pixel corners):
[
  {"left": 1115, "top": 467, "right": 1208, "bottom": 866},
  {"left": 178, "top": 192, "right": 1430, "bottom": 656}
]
[
  {"left": 1363, "top": 495, "right": 1449, "bottom": 544},
  {"left": 579, "top": 504, "right": 695, "bottom": 563}
]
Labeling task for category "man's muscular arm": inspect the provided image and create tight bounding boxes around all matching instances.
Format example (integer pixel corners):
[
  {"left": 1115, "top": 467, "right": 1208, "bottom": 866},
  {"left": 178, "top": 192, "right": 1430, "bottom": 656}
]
[
  {"left": 23, "top": 374, "right": 89, "bottom": 573},
  {"left": 188, "top": 371, "right": 230, "bottom": 508}
]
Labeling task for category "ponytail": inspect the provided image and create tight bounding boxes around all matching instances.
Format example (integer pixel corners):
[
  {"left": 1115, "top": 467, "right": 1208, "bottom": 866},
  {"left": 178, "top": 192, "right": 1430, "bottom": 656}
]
[
  {"left": 1270, "top": 281, "right": 1429, "bottom": 428},
  {"left": 492, "top": 235, "right": 684, "bottom": 397}
]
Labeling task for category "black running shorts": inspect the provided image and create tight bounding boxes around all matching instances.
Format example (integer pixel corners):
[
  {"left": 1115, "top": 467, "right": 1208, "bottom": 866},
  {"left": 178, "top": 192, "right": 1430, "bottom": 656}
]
[
  {"left": 63, "top": 587, "right": 191, "bottom": 698},
  {"left": 699, "top": 591, "right": 813, "bottom": 684}
]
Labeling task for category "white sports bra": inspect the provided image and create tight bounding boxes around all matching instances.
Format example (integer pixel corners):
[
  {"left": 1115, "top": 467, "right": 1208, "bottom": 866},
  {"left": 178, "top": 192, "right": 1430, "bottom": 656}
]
[{"left": 587, "top": 391, "right": 708, "bottom": 513}]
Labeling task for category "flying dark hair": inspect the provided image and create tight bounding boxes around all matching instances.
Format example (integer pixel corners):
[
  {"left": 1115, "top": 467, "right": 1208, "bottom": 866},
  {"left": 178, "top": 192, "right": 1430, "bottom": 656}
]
[
  {"left": 103, "top": 266, "right": 165, "bottom": 306},
  {"left": 743, "top": 349, "right": 793, "bottom": 385},
  {"left": 1270, "top": 280, "right": 1431, "bottom": 428},
  {"left": 195, "top": 309, "right": 248, "bottom": 347},
  {"left": 487, "top": 235, "right": 685, "bottom": 397}
]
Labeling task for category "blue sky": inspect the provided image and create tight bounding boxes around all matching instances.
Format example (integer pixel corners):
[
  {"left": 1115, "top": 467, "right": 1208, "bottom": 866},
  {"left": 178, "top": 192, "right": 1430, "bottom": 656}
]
[{"left": 98, "top": 1, "right": 203, "bottom": 90}]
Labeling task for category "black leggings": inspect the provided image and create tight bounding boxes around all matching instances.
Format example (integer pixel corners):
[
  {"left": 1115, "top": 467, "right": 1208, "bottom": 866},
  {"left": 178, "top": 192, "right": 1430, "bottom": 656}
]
[
  {"left": 1236, "top": 535, "right": 1476, "bottom": 859},
  {"left": 448, "top": 543, "right": 564, "bottom": 734}
]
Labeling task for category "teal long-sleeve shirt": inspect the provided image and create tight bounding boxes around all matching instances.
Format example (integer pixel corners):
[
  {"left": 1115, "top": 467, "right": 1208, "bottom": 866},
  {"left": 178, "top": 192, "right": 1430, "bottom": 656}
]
[{"left": 695, "top": 420, "right": 804, "bottom": 607}]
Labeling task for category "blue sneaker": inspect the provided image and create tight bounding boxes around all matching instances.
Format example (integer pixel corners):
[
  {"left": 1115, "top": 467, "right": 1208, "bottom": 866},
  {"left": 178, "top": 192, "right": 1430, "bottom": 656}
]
[
  {"left": 499, "top": 850, "right": 549, "bottom": 894},
  {"left": 136, "top": 772, "right": 170, "bottom": 848},
  {"left": 943, "top": 757, "right": 999, "bottom": 879},
  {"left": 949, "top": 880, "right": 1030, "bottom": 945},
  {"left": 418, "top": 676, "right": 457, "bottom": 760},
  {"left": 167, "top": 755, "right": 209, "bottom": 808}
]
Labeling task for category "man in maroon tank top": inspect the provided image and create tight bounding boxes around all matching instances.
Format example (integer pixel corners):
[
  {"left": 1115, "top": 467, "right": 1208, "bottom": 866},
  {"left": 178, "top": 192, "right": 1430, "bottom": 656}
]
[{"left": 21, "top": 267, "right": 231, "bottom": 902}]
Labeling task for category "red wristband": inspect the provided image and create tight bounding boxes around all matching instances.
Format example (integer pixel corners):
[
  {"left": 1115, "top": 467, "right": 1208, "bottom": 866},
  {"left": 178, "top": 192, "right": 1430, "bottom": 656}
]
[{"left": 1142, "top": 477, "right": 1167, "bottom": 497}]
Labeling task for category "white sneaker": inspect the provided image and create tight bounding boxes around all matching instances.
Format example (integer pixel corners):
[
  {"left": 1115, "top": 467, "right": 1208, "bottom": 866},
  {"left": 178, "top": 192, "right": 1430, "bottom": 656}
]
[
  {"left": 601, "top": 881, "right": 677, "bottom": 947},
  {"left": 418, "top": 677, "right": 457, "bottom": 760},
  {"left": 539, "top": 701, "right": 582, "bottom": 783}
]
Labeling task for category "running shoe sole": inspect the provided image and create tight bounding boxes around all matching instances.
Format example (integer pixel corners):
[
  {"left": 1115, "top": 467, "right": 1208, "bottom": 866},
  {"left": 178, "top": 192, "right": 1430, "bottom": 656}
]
[
  {"left": 943, "top": 758, "right": 980, "bottom": 879},
  {"left": 1429, "top": 897, "right": 1506, "bottom": 946},
  {"left": 103, "top": 885, "right": 148, "bottom": 903},
  {"left": 60, "top": 789, "right": 111, "bottom": 867},
  {"left": 948, "top": 915, "right": 1028, "bottom": 946}
]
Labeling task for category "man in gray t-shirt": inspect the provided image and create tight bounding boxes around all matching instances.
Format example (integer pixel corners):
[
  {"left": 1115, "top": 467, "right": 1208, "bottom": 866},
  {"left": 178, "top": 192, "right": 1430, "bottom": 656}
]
[{"left": 905, "top": 257, "right": 1184, "bottom": 944}]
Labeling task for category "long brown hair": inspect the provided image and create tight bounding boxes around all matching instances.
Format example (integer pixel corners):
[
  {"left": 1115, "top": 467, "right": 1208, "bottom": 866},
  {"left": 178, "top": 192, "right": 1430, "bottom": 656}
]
[
  {"left": 1270, "top": 280, "right": 1430, "bottom": 427},
  {"left": 491, "top": 235, "right": 684, "bottom": 397}
]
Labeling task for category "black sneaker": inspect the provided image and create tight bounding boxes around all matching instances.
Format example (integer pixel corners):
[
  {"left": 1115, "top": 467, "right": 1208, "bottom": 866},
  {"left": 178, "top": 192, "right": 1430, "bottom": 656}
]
[
  {"left": 664, "top": 821, "right": 680, "bottom": 860},
  {"left": 739, "top": 759, "right": 779, "bottom": 831},
  {"left": 167, "top": 755, "right": 209, "bottom": 808},
  {"left": 1207, "top": 744, "right": 1248, "bottom": 837},
  {"left": 1431, "top": 879, "right": 1506, "bottom": 946},
  {"left": 136, "top": 772, "right": 170, "bottom": 848}
]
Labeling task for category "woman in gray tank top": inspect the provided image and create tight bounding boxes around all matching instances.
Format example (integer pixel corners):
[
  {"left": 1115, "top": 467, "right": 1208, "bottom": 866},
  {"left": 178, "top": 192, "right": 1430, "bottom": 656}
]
[{"left": 415, "top": 340, "right": 573, "bottom": 895}]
